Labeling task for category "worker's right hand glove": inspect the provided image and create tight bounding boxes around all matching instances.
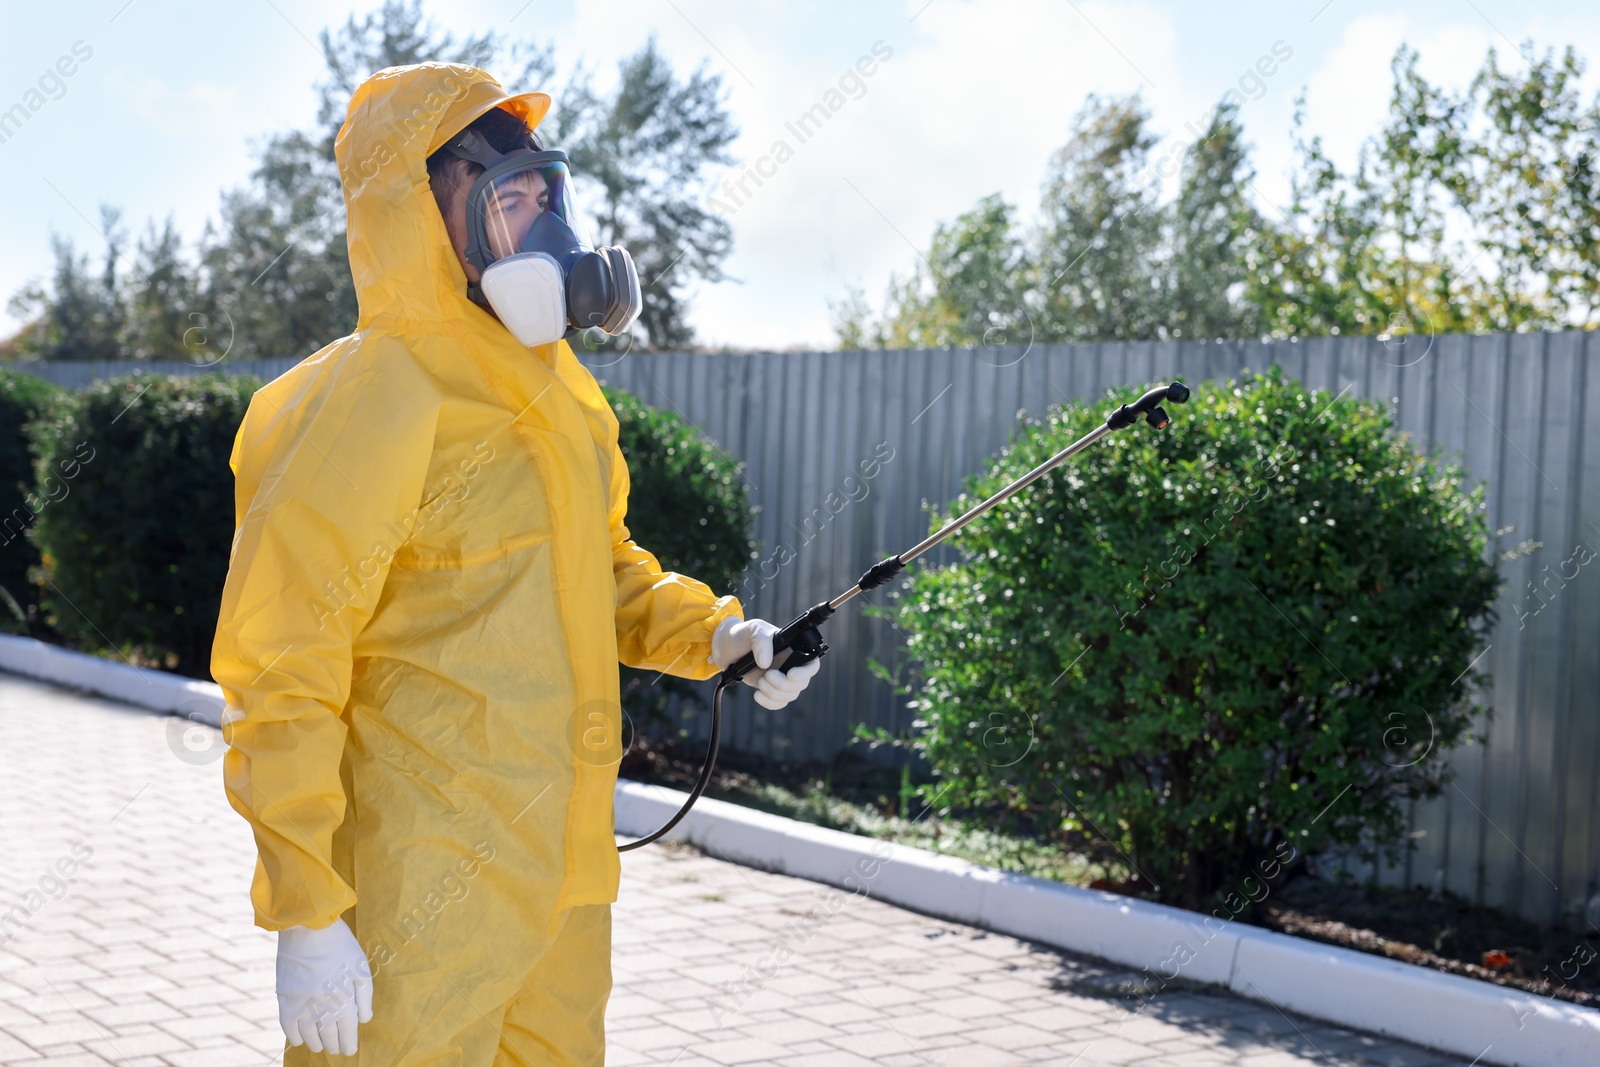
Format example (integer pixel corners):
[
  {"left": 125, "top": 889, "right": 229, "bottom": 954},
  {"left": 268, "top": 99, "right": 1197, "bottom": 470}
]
[
  {"left": 710, "top": 616, "right": 823, "bottom": 710},
  {"left": 276, "top": 917, "right": 373, "bottom": 1056}
]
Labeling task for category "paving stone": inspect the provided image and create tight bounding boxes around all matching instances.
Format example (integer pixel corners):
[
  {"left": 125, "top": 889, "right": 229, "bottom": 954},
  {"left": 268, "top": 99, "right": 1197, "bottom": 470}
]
[
  {"left": 80, "top": 998, "right": 185, "bottom": 1028},
  {"left": 0, "top": 675, "right": 1487, "bottom": 1066},
  {"left": 960, "top": 1023, "right": 1062, "bottom": 1051},
  {"left": 741, "top": 1016, "right": 843, "bottom": 1043},
  {"left": 775, "top": 1039, "right": 834, "bottom": 1056},
  {"left": 776, "top": 1051, "right": 880, "bottom": 1067},
  {"left": 789, "top": 1000, "right": 883, "bottom": 1026},
  {"left": 80, "top": 1029, "right": 195, "bottom": 1060},
  {"left": 920, "top": 1044, "right": 1029, "bottom": 1066},
  {"left": 160, "top": 1043, "right": 271, "bottom": 1067},
  {"left": 0, "top": 1031, "right": 40, "bottom": 1059},
  {"left": 4, "top": 1021, "right": 107, "bottom": 1049},
  {"left": 696, "top": 1036, "right": 795, "bottom": 1063}
]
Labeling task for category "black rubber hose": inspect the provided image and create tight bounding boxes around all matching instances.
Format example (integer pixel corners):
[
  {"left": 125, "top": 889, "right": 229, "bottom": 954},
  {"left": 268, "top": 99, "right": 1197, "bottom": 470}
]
[{"left": 617, "top": 676, "right": 732, "bottom": 851}]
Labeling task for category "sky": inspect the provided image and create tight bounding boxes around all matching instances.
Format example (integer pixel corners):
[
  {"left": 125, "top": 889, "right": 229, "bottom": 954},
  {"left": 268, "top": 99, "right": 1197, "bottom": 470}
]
[{"left": 2, "top": 0, "right": 1598, "bottom": 352}]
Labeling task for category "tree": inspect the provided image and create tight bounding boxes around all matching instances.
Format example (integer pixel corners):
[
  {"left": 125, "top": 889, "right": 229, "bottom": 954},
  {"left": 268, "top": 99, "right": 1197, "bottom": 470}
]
[
  {"left": 6, "top": 207, "right": 128, "bottom": 362},
  {"left": 312, "top": 2, "right": 511, "bottom": 141},
  {"left": 1243, "top": 95, "right": 1399, "bottom": 340},
  {"left": 1239, "top": 44, "right": 1600, "bottom": 340},
  {"left": 1035, "top": 94, "right": 1167, "bottom": 342},
  {"left": 834, "top": 193, "right": 1032, "bottom": 349},
  {"left": 194, "top": 129, "right": 358, "bottom": 364},
  {"left": 829, "top": 282, "right": 878, "bottom": 351},
  {"left": 1364, "top": 46, "right": 1472, "bottom": 337},
  {"left": 124, "top": 219, "right": 204, "bottom": 363},
  {"left": 1168, "top": 101, "right": 1263, "bottom": 341},
  {"left": 1461, "top": 44, "right": 1600, "bottom": 329},
  {"left": 550, "top": 38, "right": 737, "bottom": 349},
  {"left": 195, "top": 1, "right": 736, "bottom": 355},
  {"left": 1245, "top": 51, "right": 1476, "bottom": 341}
]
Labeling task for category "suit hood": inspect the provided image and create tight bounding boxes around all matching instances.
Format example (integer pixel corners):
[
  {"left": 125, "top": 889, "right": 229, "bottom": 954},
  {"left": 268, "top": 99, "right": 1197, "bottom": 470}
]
[{"left": 333, "top": 62, "right": 552, "bottom": 331}]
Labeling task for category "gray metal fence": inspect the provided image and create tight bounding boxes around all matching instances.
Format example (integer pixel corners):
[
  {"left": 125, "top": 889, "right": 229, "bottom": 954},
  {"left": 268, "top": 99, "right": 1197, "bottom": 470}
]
[{"left": 11, "top": 332, "right": 1600, "bottom": 928}]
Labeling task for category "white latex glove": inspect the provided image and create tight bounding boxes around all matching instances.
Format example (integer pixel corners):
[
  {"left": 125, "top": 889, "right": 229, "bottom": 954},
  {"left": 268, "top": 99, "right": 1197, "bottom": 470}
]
[
  {"left": 710, "top": 617, "right": 822, "bottom": 710},
  {"left": 276, "top": 918, "right": 373, "bottom": 1056}
]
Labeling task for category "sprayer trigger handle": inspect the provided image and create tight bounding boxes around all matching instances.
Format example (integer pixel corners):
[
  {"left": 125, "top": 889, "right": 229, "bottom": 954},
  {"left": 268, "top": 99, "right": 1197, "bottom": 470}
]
[
  {"left": 719, "top": 604, "right": 835, "bottom": 687},
  {"left": 770, "top": 626, "right": 828, "bottom": 673},
  {"left": 721, "top": 629, "right": 829, "bottom": 686}
]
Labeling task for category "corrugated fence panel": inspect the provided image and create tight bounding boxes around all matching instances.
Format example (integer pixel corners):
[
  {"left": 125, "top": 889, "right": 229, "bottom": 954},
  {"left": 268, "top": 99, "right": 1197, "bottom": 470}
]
[
  {"left": 1543, "top": 332, "right": 1588, "bottom": 921},
  {"left": 1432, "top": 334, "right": 1482, "bottom": 904},
  {"left": 1395, "top": 342, "right": 1439, "bottom": 893},
  {"left": 14, "top": 333, "right": 1599, "bottom": 927},
  {"left": 1421, "top": 337, "right": 1469, "bottom": 900},
  {"left": 1494, "top": 333, "right": 1548, "bottom": 914},
  {"left": 1466, "top": 333, "right": 1512, "bottom": 904},
  {"left": 1573, "top": 333, "right": 1600, "bottom": 921}
]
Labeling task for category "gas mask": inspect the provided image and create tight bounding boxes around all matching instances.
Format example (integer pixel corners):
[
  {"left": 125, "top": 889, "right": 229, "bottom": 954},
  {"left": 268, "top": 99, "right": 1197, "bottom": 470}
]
[{"left": 442, "top": 128, "right": 642, "bottom": 347}]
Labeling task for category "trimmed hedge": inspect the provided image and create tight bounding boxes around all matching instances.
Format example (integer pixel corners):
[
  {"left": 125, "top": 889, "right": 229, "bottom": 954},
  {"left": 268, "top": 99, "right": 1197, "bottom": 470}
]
[
  {"left": 602, "top": 383, "right": 757, "bottom": 728},
  {"left": 0, "top": 369, "right": 67, "bottom": 634},
  {"left": 891, "top": 369, "right": 1501, "bottom": 911},
  {"left": 604, "top": 384, "right": 753, "bottom": 596},
  {"left": 31, "top": 374, "right": 257, "bottom": 676}
]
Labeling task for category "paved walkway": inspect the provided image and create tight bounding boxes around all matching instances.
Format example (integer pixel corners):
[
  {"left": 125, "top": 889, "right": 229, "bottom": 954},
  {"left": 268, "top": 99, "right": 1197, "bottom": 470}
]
[{"left": 0, "top": 672, "right": 1477, "bottom": 1066}]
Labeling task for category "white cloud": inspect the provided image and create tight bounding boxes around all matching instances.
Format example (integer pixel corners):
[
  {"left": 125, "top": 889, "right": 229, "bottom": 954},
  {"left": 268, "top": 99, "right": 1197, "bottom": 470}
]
[
  {"left": 1300, "top": 12, "right": 1412, "bottom": 173},
  {"left": 107, "top": 71, "right": 243, "bottom": 140}
]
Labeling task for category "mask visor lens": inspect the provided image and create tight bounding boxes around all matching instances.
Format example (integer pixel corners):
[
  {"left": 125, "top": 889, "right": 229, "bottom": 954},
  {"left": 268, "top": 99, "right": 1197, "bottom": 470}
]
[{"left": 481, "top": 168, "right": 554, "bottom": 263}]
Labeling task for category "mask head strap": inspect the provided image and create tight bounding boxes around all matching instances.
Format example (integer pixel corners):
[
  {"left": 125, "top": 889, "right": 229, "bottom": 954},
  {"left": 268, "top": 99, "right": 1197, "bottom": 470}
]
[{"left": 441, "top": 123, "right": 545, "bottom": 167}]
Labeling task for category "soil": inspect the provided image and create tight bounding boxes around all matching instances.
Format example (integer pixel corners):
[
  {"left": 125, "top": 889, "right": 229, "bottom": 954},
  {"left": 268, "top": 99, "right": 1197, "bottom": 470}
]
[{"left": 1256, "top": 877, "right": 1600, "bottom": 1009}]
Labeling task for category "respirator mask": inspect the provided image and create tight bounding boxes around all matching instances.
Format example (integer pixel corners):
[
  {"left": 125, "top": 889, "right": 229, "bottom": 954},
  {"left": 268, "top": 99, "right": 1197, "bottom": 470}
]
[{"left": 442, "top": 128, "right": 642, "bottom": 347}]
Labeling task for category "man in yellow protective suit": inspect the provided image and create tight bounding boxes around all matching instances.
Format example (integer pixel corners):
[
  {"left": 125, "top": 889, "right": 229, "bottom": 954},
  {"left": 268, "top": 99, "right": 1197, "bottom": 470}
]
[{"left": 211, "top": 62, "right": 820, "bottom": 1065}]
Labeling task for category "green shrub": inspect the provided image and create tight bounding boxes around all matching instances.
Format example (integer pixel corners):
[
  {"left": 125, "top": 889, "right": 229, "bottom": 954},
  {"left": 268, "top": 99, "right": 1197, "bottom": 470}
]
[
  {"left": 604, "top": 384, "right": 754, "bottom": 593},
  {"left": 891, "top": 368, "right": 1500, "bottom": 910},
  {"left": 31, "top": 373, "right": 257, "bottom": 677},
  {"left": 0, "top": 369, "right": 67, "bottom": 635},
  {"left": 602, "top": 384, "right": 756, "bottom": 730}
]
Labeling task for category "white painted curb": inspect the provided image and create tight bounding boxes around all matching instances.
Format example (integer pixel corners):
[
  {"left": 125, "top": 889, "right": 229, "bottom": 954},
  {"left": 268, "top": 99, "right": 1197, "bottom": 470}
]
[
  {"left": 2, "top": 637, "right": 1591, "bottom": 1066},
  {"left": 617, "top": 779, "right": 1599, "bottom": 1067},
  {"left": 0, "top": 634, "right": 224, "bottom": 724}
]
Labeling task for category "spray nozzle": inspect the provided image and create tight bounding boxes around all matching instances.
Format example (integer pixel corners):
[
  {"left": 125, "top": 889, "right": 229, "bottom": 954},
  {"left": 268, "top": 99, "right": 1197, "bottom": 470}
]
[{"left": 1107, "top": 381, "right": 1190, "bottom": 431}]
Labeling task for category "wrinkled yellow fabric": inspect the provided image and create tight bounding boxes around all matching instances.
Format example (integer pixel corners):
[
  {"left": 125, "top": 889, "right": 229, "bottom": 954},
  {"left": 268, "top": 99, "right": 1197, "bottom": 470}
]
[{"left": 211, "top": 61, "right": 741, "bottom": 1062}]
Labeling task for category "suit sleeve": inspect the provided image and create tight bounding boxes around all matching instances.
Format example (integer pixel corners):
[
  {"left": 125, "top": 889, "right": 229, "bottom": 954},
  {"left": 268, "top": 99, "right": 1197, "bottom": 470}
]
[
  {"left": 211, "top": 348, "right": 438, "bottom": 932},
  {"left": 608, "top": 437, "right": 743, "bottom": 681}
]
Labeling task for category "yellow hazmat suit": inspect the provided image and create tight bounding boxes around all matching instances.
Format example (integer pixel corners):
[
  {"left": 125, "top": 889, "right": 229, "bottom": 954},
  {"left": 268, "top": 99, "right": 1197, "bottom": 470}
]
[{"left": 211, "top": 62, "right": 743, "bottom": 1065}]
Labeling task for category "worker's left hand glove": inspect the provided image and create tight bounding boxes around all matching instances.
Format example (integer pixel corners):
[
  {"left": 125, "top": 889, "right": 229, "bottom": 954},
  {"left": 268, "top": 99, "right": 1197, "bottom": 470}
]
[
  {"left": 276, "top": 918, "right": 374, "bottom": 1056},
  {"left": 710, "top": 617, "right": 822, "bottom": 710}
]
